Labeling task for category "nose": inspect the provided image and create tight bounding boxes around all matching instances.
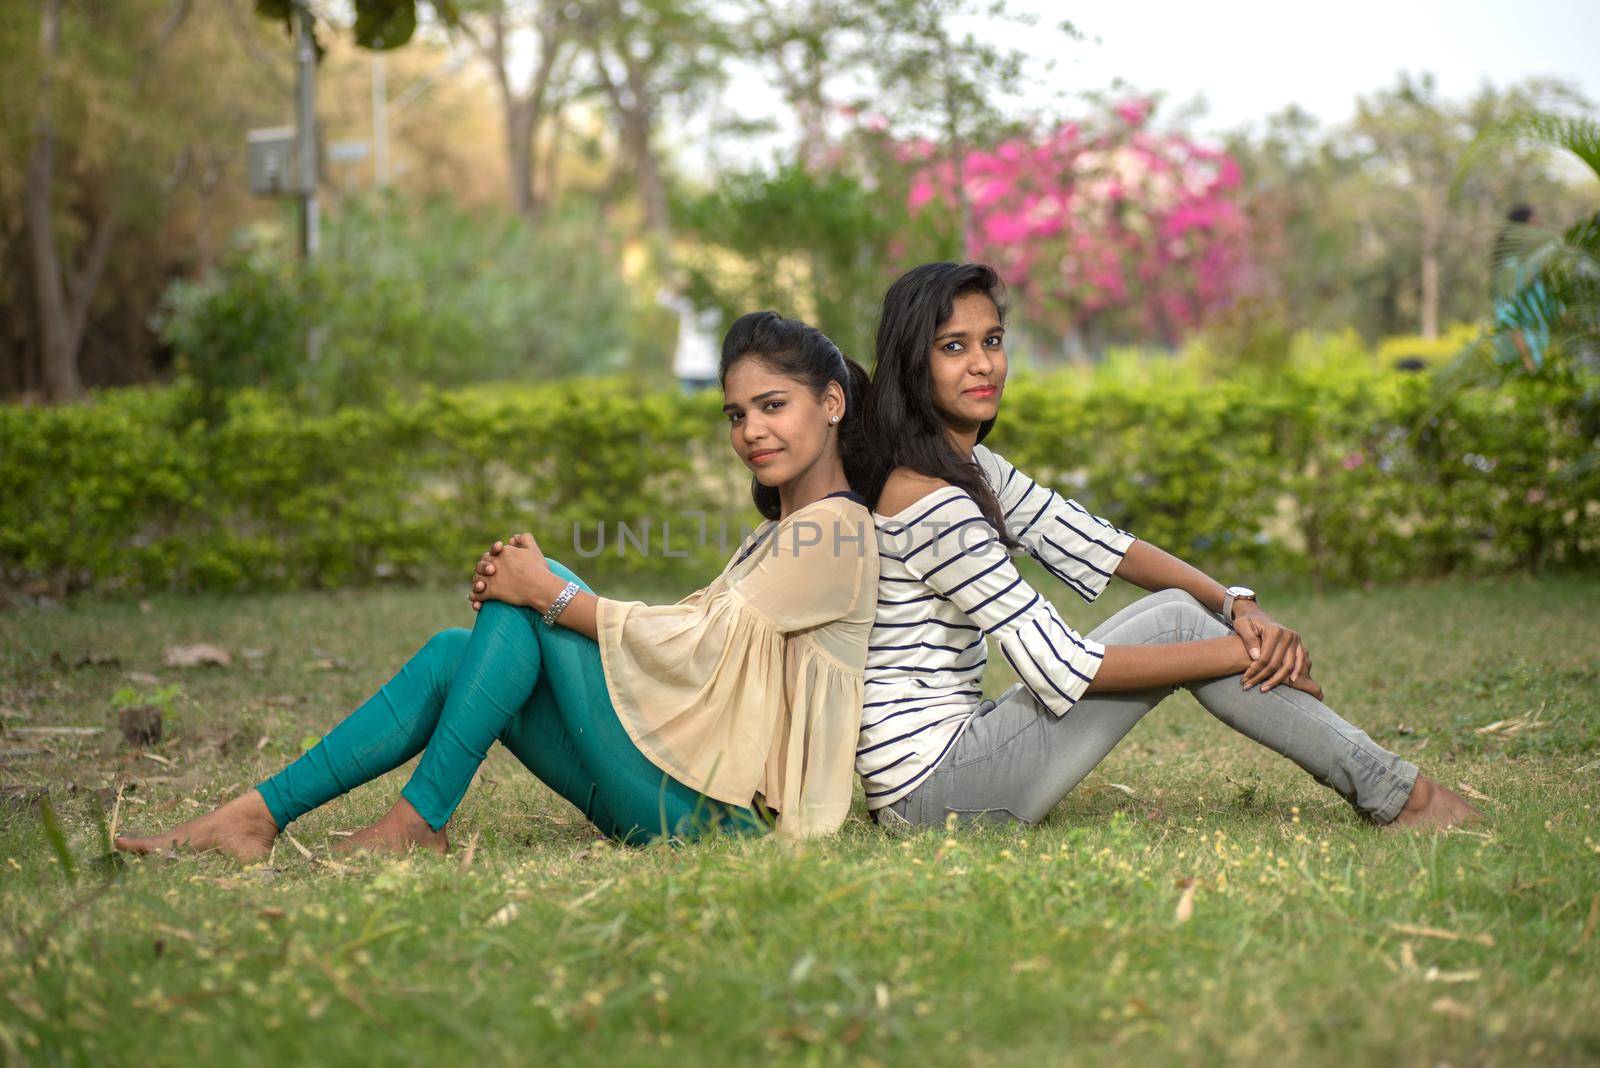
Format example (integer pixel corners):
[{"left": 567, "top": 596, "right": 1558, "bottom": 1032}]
[{"left": 970, "top": 350, "right": 993, "bottom": 376}]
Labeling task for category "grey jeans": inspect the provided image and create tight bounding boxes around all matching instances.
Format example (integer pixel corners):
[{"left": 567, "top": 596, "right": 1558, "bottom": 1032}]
[{"left": 874, "top": 590, "right": 1418, "bottom": 830}]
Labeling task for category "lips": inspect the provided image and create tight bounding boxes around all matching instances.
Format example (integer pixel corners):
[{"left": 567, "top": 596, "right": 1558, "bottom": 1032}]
[
  {"left": 965, "top": 385, "right": 998, "bottom": 398},
  {"left": 748, "top": 449, "right": 782, "bottom": 465}
]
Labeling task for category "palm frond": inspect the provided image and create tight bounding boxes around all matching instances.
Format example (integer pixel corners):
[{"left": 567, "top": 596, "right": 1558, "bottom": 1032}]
[{"left": 1454, "top": 112, "right": 1600, "bottom": 195}]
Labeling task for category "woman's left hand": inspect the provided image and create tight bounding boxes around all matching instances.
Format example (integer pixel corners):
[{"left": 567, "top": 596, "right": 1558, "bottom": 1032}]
[
  {"left": 469, "top": 532, "right": 552, "bottom": 611},
  {"left": 1233, "top": 605, "right": 1313, "bottom": 693}
]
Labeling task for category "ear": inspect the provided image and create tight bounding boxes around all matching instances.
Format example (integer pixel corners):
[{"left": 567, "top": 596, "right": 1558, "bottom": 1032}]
[{"left": 823, "top": 380, "right": 846, "bottom": 422}]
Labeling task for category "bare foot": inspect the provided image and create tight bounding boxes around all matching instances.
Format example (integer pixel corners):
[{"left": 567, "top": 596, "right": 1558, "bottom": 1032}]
[
  {"left": 333, "top": 796, "right": 448, "bottom": 857},
  {"left": 115, "top": 789, "right": 280, "bottom": 862},
  {"left": 1388, "top": 774, "right": 1483, "bottom": 831}
]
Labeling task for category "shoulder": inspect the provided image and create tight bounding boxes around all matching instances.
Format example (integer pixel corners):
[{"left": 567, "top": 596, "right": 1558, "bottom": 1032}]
[
  {"left": 875, "top": 468, "right": 958, "bottom": 518},
  {"left": 971, "top": 444, "right": 1018, "bottom": 487}
]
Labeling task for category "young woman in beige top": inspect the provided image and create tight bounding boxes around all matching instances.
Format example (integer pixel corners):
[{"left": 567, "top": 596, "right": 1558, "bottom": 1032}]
[{"left": 116, "top": 312, "right": 879, "bottom": 860}]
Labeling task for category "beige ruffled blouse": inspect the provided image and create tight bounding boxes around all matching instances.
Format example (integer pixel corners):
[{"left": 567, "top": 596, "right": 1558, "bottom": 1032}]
[{"left": 594, "top": 493, "right": 878, "bottom": 839}]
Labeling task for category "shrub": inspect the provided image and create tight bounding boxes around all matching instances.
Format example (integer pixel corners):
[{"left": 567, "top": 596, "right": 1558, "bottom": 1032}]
[
  {"left": 2, "top": 364, "right": 1595, "bottom": 595},
  {"left": 156, "top": 196, "right": 638, "bottom": 414}
]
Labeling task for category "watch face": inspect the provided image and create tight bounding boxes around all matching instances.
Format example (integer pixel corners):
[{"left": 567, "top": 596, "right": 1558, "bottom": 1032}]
[{"left": 1228, "top": 586, "right": 1256, "bottom": 599}]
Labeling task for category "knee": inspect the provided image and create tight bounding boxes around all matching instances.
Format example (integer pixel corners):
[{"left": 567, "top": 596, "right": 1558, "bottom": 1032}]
[
  {"left": 423, "top": 626, "right": 470, "bottom": 661},
  {"left": 419, "top": 627, "right": 470, "bottom": 682},
  {"left": 1151, "top": 590, "right": 1226, "bottom": 640}
]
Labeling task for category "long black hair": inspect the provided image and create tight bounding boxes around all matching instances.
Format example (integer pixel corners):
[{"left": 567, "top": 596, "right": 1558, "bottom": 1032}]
[
  {"left": 863, "top": 262, "right": 1021, "bottom": 549},
  {"left": 719, "top": 310, "right": 873, "bottom": 521}
]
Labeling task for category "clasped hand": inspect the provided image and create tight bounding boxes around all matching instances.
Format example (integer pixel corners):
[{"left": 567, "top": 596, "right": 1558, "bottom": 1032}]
[
  {"left": 1231, "top": 604, "right": 1322, "bottom": 699},
  {"left": 467, "top": 532, "right": 552, "bottom": 611}
]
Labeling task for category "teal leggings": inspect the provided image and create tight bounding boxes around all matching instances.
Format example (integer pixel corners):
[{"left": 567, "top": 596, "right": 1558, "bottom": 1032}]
[{"left": 255, "top": 560, "right": 766, "bottom": 844}]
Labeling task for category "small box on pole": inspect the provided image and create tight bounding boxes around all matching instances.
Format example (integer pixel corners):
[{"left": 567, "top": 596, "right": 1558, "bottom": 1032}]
[{"left": 247, "top": 127, "right": 299, "bottom": 198}]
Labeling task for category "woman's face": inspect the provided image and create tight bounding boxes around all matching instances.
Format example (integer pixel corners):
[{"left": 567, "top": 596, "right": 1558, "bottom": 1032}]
[
  {"left": 927, "top": 291, "right": 1007, "bottom": 436},
  {"left": 722, "top": 359, "right": 844, "bottom": 488}
]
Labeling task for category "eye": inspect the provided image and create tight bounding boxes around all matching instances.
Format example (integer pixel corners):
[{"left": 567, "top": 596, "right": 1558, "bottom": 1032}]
[
  {"left": 941, "top": 341, "right": 964, "bottom": 354},
  {"left": 763, "top": 401, "right": 785, "bottom": 412},
  {"left": 726, "top": 411, "right": 744, "bottom": 424}
]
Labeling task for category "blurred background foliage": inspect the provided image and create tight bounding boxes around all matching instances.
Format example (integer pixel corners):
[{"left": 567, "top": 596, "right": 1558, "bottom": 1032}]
[{"left": 1, "top": 0, "right": 1596, "bottom": 594}]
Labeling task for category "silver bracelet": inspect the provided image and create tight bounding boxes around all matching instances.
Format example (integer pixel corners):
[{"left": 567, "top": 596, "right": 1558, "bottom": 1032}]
[{"left": 541, "top": 580, "right": 581, "bottom": 627}]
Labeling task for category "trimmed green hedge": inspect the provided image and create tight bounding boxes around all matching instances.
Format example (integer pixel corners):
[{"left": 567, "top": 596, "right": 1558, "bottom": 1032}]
[{"left": 3, "top": 370, "right": 1596, "bottom": 594}]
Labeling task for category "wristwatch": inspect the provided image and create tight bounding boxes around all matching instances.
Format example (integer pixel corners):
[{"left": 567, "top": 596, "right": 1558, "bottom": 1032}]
[{"left": 1221, "top": 585, "right": 1257, "bottom": 621}]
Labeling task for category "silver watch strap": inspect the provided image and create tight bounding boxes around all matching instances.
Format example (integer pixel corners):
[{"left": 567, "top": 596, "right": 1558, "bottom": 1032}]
[{"left": 541, "top": 581, "right": 581, "bottom": 627}]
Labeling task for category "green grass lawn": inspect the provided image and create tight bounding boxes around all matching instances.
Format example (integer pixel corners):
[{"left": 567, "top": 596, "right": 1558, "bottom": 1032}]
[{"left": 2, "top": 574, "right": 1598, "bottom": 1066}]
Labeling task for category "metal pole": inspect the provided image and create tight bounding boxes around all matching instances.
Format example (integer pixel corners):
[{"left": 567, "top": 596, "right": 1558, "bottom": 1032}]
[
  {"left": 371, "top": 54, "right": 389, "bottom": 189},
  {"left": 294, "top": 2, "right": 319, "bottom": 259}
]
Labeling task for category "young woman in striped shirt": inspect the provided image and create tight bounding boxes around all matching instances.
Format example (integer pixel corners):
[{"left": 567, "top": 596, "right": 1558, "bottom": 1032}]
[{"left": 857, "top": 262, "right": 1479, "bottom": 832}]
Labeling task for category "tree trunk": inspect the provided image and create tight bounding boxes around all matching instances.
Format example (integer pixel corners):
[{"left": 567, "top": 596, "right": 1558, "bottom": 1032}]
[
  {"left": 624, "top": 57, "right": 669, "bottom": 238},
  {"left": 25, "top": 0, "right": 83, "bottom": 403},
  {"left": 1420, "top": 207, "right": 1441, "bottom": 340},
  {"left": 944, "top": 74, "right": 970, "bottom": 256},
  {"left": 505, "top": 97, "right": 539, "bottom": 219}
]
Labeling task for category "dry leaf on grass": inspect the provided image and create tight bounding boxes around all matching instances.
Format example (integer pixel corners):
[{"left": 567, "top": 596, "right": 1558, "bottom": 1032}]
[
  {"left": 1174, "top": 877, "right": 1198, "bottom": 923},
  {"left": 280, "top": 830, "right": 313, "bottom": 859},
  {"left": 1388, "top": 923, "right": 1495, "bottom": 947},
  {"left": 457, "top": 830, "right": 480, "bottom": 873},
  {"left": 9, "top": 726, "right": 102, "bottom": 737},
  {"left": 487, "top": 902, "right": 519, "bottom": 927},
  {"left": 1424, "top": 967, "right": 1481, "bottom": 984},
  {"left": 163, "top": 644, "right": 232, "bottom": 668},
  {"left": 1473, "top": 704, "right": 1546, "bottom": 736},
  {"left": 1573, "top": 894, "right": 1599, "bottom": 955},
  {"left": 1454, "top": 782, "right": 1494, "bottom": 803},
  {"left": 1429, "top": 996, "right": 1474, "bottom": 1019}
]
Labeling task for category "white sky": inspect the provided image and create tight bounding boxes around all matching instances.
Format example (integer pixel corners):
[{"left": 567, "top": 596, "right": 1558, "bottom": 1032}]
[
  {"left": 683, "top": 0, "right": 1598, "bottom": 172},
  {"left": 1042, "top": 0, "right": 1598, "bottom": 137}
]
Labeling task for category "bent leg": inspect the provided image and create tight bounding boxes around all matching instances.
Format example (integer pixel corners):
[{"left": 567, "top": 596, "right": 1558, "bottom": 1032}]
[
  {"left": 498, "top": 671, "right": 627, "bottom": 840},
  {"left": 256, "top": 627, "right": 470, "bottom": 829},
  {"left": 532, "top": 560, "right": 764, "bottom": 844},
  {"left": 901, "top": 590, "right": 1416, "bottom": 827},
  {"left": 399, "top": 599, "right": 556, "bottom": 831}
]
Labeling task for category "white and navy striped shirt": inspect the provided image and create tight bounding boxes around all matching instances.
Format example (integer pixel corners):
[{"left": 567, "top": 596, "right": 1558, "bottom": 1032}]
[{"left": 856, "top": 445, "right": 1135, "bottom": 809}]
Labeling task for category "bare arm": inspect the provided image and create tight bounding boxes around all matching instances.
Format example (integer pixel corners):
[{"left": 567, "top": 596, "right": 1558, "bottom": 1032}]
[
  {"left": 1087, "top": 636, "right": 1252, "bottom": 693},
  {"left": 1111, "top": 538, "right": 1313, "bottom": 694},
  {"left": 1113, "top": 539, "right": 1228, "bottom": 614}
]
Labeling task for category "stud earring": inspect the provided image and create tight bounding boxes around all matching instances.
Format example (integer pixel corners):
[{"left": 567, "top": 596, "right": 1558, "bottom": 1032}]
[{"left": 830, "top": 415, "right": 839, "bottom": 424}]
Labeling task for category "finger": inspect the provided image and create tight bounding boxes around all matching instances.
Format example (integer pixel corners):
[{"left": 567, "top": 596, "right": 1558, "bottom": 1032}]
[
  {"left": 1260, "top": 631, "right": 1295, "bottom": 686},
  {"left": 1245, "top": 628, "right": 1285, "bottom": 687},
  {"left": 1290, "top": 644, "right": 1307, "bottom": 683},
  {"left": 1241, "top": 627, "right": 1269, "bottom": 685},
  {"left": 491, "top": 540, "right": 504, "bottom": 554},
  {"left": 1259, "top": 654, "right": 1295, "bottom": 693},
  {"left": 473, "top": 580, "right": 485, "bottom": 593},
  {"left": 1234, "top": 617, "right": 1263, "bottom": 661}
]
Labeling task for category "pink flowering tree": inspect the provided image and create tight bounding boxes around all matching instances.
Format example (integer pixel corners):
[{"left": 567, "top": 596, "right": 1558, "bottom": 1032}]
[{"left": 898, "top": 99, "right": 1252, "bottom": 347}]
